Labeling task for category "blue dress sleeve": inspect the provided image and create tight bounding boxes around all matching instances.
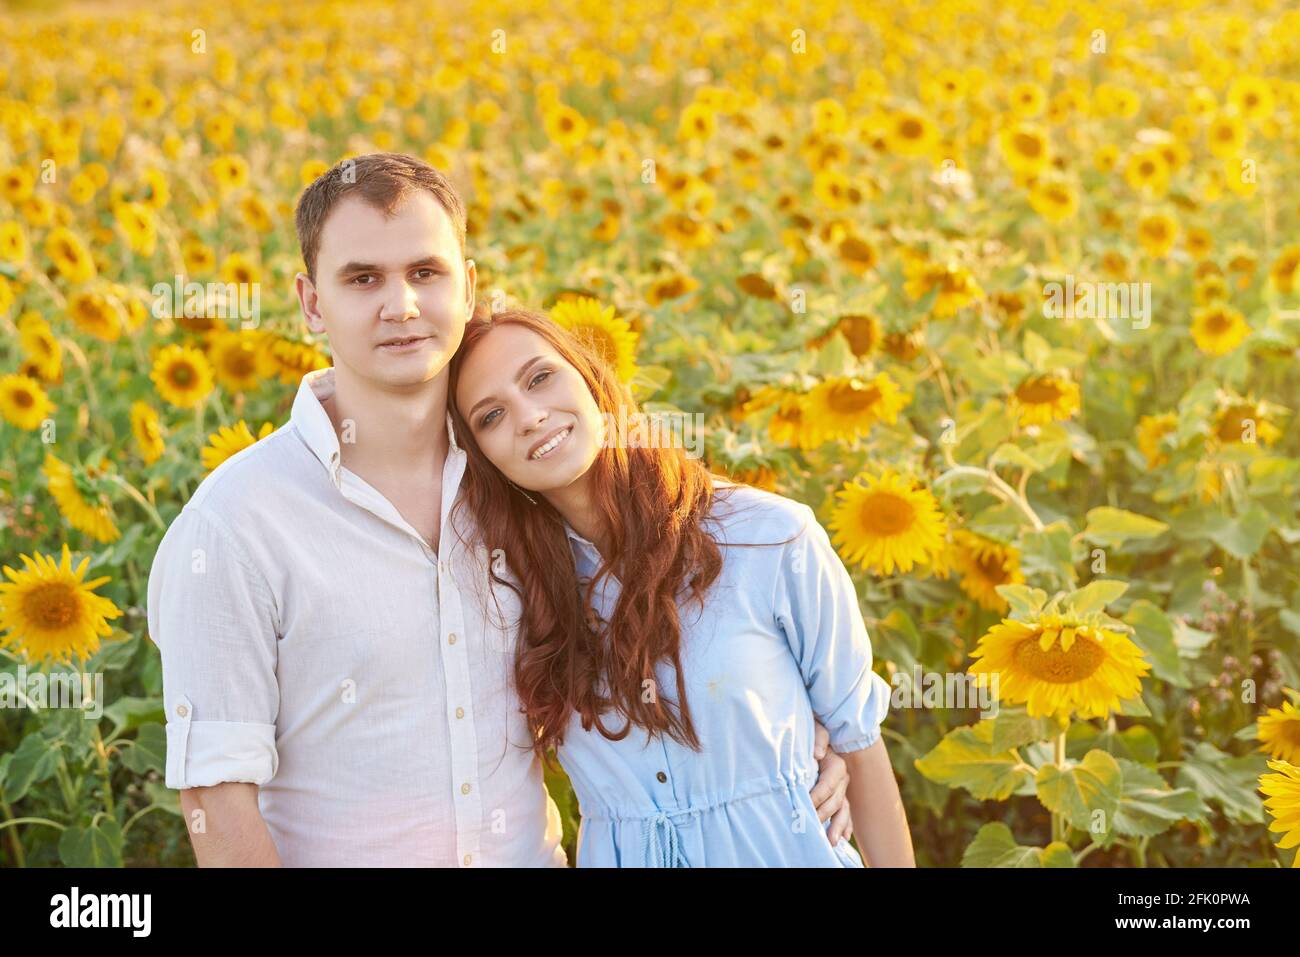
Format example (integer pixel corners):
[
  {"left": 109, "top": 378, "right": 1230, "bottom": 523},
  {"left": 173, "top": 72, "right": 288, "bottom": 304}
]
[{"left": 773, "top": 503, "right": 892, "bottom": 753}]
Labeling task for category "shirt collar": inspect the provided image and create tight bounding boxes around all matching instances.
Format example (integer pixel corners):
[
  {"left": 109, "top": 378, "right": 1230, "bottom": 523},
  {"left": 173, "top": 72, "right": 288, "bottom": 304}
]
[{"left": 290, "top": 366, "right": 464, "bottom": 487}]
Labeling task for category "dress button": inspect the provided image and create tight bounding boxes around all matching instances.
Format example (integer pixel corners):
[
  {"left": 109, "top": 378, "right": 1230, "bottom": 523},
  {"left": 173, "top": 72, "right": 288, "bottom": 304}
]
[
  {"left": 461, "top": 783, "right": 472, "bottom": 795},
  {"left": 656, "top": 771, "right": 668, "bottom": 783},
  {"left": 176, "top": 704, "right": 189, "bottom": 718},
  {"left": 448, "top": 633, "right": 458, "bottom": 645},
  {"left": 455, "top": 707, "right": 465, "bottom": 719}
]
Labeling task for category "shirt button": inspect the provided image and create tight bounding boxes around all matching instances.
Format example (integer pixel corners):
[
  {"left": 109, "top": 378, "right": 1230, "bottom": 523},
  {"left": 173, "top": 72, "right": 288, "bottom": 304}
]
[
  {"left": 461, "top": 783, "right": 472, "bottom": 795},
  {"left": 463, "top": 853, "right": 472, "bottom": 866},
  {"left": 176, "top": 704, "right": 189, "bottom": 718},
  {"left": 455, "top": 707, "right": 465, "bottom": 719},
  {"left": 448, "top": 633, "right": 458, "bottom": 645},
  {"left": 656, "top": 771, "right": 668, "bottom": 783}
]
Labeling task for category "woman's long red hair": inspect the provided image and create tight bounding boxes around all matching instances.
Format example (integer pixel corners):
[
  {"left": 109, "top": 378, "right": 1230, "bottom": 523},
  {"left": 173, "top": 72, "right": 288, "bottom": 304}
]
[{"left": 448, "top": 306, "right": 732, "bottom": 762}]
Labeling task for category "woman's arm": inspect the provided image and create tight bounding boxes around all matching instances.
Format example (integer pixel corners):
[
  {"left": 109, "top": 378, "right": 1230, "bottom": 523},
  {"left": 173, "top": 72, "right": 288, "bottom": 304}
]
[{"left": 842, "top": 738, "right": 916, "bottom": 867}]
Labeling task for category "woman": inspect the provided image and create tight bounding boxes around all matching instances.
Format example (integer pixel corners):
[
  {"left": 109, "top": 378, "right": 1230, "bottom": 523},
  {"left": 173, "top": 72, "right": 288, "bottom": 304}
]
[{"left": 447, "top": 307, "right": 915, "bottom": 867}]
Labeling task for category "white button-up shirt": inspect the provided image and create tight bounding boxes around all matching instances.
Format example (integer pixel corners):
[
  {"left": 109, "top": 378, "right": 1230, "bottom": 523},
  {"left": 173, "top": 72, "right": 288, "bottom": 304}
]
[{"left": 146, "top": 367, "right": 566, "bottom": 867}]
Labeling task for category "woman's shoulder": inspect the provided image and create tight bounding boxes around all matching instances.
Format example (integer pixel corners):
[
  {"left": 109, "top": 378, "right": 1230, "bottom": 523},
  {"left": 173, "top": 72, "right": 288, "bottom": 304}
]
[{"left": 705, "top": 477, "right": 816, "bottom": 546}]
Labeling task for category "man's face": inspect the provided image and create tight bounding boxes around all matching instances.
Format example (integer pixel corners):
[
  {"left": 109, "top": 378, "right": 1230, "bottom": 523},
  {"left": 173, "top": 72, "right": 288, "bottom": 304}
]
[{"left": 296, "top": 191, "right": 476, "bottom": 390}]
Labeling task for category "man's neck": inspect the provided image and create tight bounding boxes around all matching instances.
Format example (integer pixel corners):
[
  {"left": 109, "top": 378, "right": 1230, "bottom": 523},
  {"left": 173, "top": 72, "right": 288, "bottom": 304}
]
[{"left": 322, "top": 365, "right": 450, "bottom": 478}]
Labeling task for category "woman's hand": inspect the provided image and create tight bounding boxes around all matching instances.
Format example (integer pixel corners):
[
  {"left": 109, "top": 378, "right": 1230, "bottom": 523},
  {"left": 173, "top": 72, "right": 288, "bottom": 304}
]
[{"left": 810, "top": 721, "right": 853, "bottom": 845}]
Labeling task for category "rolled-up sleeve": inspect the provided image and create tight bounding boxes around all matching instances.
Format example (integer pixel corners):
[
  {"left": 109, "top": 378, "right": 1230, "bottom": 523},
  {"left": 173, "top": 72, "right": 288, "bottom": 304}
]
[
  {"left": 145, "top": 505, "right": 280, "bottom": 789},
  {"left": 773, "top": 504, "right": 891, "bottom": 753}
]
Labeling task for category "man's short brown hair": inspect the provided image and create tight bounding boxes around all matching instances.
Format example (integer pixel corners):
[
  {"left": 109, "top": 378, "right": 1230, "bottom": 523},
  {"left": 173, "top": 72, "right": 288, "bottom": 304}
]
[{"left": 295, "top": 152, "right": 468, "bottom": 281}]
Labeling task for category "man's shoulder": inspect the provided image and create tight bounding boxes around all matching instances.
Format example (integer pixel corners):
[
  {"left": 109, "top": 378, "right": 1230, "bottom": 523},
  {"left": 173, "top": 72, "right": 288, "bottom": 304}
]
[{"left": 186, "top": 423, "right": 311, "bottom": 515}]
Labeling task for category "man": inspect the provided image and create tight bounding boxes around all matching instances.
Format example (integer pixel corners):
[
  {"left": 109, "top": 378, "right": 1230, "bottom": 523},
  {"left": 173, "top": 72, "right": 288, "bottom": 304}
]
[{"left": 146, "top": 152, "right": 850, "bottom": 866}]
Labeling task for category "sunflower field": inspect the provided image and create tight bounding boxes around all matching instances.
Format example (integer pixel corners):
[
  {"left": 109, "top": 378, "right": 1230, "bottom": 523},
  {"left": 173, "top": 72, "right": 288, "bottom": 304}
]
[{"left": 1, "top": 0, "right": 1299, "bottom": 869}]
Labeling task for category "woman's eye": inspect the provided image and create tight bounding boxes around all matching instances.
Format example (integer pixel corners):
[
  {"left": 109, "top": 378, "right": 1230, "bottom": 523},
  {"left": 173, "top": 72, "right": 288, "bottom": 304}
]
[
  {"left": 529, "top": 370, "right": 552, "bottom": 388},
  {"left": 479, "top": 409, "right": 501, "bottom": 428}
]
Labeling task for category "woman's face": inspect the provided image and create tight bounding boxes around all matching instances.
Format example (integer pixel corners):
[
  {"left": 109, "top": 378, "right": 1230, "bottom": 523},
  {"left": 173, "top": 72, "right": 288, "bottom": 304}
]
[{"left": 455, "top": 323, "right": 606, "bottom": 493}]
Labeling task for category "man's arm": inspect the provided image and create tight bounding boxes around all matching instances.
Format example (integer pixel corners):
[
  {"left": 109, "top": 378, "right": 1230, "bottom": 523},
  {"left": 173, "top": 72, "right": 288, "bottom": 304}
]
[{"left": 179, "top": 782, "right": 282, "bottom": 867}]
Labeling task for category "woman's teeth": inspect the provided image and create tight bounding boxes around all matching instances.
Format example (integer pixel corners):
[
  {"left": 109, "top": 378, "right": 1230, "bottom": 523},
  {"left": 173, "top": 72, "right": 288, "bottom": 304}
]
[{"left": 530, "top": 427, "right": 572, "bottom": 460}]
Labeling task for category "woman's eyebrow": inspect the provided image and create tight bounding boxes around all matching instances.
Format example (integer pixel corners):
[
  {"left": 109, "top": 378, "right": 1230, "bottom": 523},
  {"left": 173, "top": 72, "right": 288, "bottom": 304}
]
[{"left": 467, "top": 355, "right": 546, "bottom": 419}]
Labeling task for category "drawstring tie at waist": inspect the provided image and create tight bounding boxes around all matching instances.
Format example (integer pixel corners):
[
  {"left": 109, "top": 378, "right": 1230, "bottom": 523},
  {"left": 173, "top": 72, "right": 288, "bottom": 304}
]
[{"left": 642, "top": 811, "right": 690, "bottom": 867}]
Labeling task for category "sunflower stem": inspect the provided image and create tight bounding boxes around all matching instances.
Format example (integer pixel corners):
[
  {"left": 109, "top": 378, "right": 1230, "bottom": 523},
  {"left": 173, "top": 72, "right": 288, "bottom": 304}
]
[
  {"left": 108, "top": 474, "right": 167, "bottom": 532},
  {"left": 0, "top": 798, "right": 28, "bottom": 866},
  {"left": 1051, "top": 729, "right": 1068, "bottom": 843},
  {"left": 934, "top": 464, "right": 1045, "bottom": 531},
  {"left": 91, "top": 723, "right": 115, "bottom": 819}
]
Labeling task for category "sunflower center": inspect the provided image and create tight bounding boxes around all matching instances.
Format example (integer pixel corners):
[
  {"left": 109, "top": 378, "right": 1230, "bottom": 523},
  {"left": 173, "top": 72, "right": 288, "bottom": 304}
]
[
  {"left": 975, "top": 552, "right": 1008, "bottom": 582},
  {"left": 1205, "top": 310, "right": 1232, "bottom": 333},
  {"left": 1017, "top": 377, "right": 1062, "bottom": 404},
  {"left": 1013, "top": 132, "right": 1042, "bottom": 157},
  {"left": 899, "top": 118, "right": 923, "bottom": 139},
  {"left": 1013, "top": 632, "right": 1105, "bottom": 683},
  {"left": 827, "top": 382, "right": 882, "bottom": 415},
  {"left": 13, "top": 389, "right": 34, "bottom": 408},
  {"left": 859, "top": 490, "right": 915, "bottom": 536},
  {"left": 226, "top": 350, "right": 256, "bottom": 377},
  {"left": 21, "top": 582, "right": 79, "bottom": 631},
  {"left": 170, "top": 363, "right": 195, "bottom": 387}
]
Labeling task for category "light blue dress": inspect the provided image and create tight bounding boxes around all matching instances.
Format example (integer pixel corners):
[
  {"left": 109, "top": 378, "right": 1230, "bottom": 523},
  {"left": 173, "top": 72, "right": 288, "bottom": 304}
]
[{"left": 555, "top": 481, "right": 892, "bottom": 867}]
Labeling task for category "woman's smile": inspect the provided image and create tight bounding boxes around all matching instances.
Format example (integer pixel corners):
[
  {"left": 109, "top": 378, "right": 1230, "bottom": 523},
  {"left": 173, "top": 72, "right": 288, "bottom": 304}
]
[{"left": 527, "top": 424, "right": 574, "bottom": 461}]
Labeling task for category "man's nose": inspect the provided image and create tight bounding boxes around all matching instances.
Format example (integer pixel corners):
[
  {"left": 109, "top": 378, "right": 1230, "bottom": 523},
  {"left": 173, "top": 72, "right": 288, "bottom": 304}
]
[{"left": 379, "top": 279, "right": 420, "bottom": 321}]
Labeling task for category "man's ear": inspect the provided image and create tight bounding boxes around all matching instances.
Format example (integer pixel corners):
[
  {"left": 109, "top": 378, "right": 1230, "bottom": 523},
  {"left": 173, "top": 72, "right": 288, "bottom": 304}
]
[
  {"left": 464, "top": 258, "right": 477, "bottom": 317},
  {"left": 295, "top": 271, "right": 327, "bottom": 334}
]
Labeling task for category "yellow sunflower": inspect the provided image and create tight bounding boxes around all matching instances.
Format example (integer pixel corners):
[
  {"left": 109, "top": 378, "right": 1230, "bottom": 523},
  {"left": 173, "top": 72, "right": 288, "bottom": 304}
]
[
  {"left": 0, "top": 220, "right": 29, "bottom": 262},
  {"left": 202, "top": 420, "right": 276, "bottom": 472},
  {"left": 1268, "top": 245, "right": 1300, "bottom": 294},
  {"left": 550, "top": 297, "right": 639, "bottom": 382},
  {"left": 1009, "top": 373, "right": 1080, "bottom": 426},
  {"left": 130, "top": 400, "right": 166, "bottom": 465},
  {"left": 1260, "top": 760, "right": 1300, "bottom": 867},
  {"left": 1137, "top": 213, "right": 1178, "bottom": 258},
  {"left": 1123, "top": 149, "right": 1171, "bottom": 196},
  {"left": 1136, "top": 412, "right": 1177, "bottom": 467},
  {"left": 1227, "top": 76, "right": 1274, "bottom": 122},
  {"left": 18, "top": 311, "right": 63, "bottom": 381},
  {"left": 0, "top": 543, "right": 122, "bottom": 664},
  {"left": 114, "top": 201, "right": 157, "bottom": 257},
  {"left": 951, "top": 529, "right": 1025, "bottom": 612},
  {"left": 268, "top": 334, "right": 331, "bottom": 385},
  {"left": 829, "top": 468, "right": 949, "bottom": 576},
  {"left": 644, "top": 273, "right": 699, "bottom": 309},
  {"left": 67, "top": 287, "right": 126, "bottom": 342},
  {"left": 885, "top": 110, "right": 938, "bottom": 157},
  {"left": 1213, "top": 399, "right": 1284, "bottom": 446},
  {"left": 42, "top": 452, "right": 120, "bottom": 543},
  {"left": 1028, "top": 177, "right": 1079, "bottom": 223},
  {"left": 1257, "top": 698, "right": 1300, "bottom": 764},
  {"left": 1191, "top": 304, "right": 1250, "bottom": 356},
  {"left": 44, "top": 227, "right": 96, "bottom": 284},
  {"left": 0, "top": 373, "right": 55, "bottom": 431},
  {"left": 801, "top": 373, "right": 909, "bottom": 447},
  {"left": 968, "top": 611, "right": 1151, "bottom": 720},
  {"left": 998, "top": 123, "right": 1051, "bottom": 176},
  {"left": 151, "top": 343, "right": 215, "bottom": 409},
  {"left": 210, "top": 154, "right": 250, "bottom": 193},
  {"left": 764, "top": 391, "right": 814, "bottom": 449},
  {"left": 208, "top": 329, "right": 273, "bottom": 393},
  {"left": 543, "top": 103, "right": 589, "bottom": 151},
  {"left": 903, "top": 257, "right": 984, "bottom": 317}
]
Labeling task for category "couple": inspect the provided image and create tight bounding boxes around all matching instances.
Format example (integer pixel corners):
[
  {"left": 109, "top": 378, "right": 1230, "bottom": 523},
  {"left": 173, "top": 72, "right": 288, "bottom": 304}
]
[{"left": 145, "top": 152, "right": 915, "bottom": 868}]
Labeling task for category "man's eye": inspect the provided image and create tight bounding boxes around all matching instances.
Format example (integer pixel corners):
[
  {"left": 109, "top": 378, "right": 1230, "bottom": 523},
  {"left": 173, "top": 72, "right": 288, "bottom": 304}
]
[
  {"left": 350, "top": 274, "right": 376, "bottom": 286},
  {"left": 414, "top": 268, "right": 439, "bottom": 279},
  {"left": 529, "top": 370, "right": 552, "bottom": 388}
]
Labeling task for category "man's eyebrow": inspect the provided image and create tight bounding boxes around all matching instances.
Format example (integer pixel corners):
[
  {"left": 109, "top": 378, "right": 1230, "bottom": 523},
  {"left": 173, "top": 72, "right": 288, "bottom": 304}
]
[
  {"left": 335, "top": 255, "right": 453, "bottom": 276},
  {"left": 467, "top": 355, "right": 547, "bottom": 421}
]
